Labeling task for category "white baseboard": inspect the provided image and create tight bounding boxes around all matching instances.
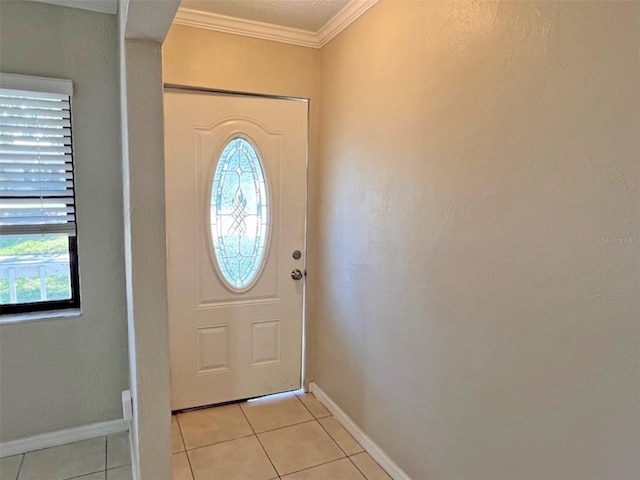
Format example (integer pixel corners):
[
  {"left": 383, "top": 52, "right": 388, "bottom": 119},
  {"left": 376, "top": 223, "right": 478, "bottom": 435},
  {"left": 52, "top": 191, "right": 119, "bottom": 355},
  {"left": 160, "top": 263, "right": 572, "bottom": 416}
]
[
  {"left": 309, "top": 382, "right": 411, "bottom": 480},
  {"left": 0, "top": 418, "right": 128, "bottom": 458}
]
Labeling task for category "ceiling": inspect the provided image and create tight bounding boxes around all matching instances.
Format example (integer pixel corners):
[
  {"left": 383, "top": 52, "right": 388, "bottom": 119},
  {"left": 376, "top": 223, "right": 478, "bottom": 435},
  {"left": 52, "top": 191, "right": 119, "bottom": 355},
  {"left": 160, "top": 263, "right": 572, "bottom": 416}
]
[
  {"left": 181, "top": 0, "right": 350, "bottom": 32},
  {"left": 27, "top": 0, "right": 117, "bottom": 14},
  {"left": 25, "top": 0, "right": 377, "bottom": 48},
  {"left": 27, "top": 0, "right": 353, "bottom": 33}
]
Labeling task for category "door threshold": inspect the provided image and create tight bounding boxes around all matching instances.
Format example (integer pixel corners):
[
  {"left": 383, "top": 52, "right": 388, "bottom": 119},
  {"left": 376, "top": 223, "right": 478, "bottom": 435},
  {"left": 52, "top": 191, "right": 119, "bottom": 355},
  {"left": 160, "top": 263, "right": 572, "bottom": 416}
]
[{"left": 171, "top": 389, "right": 303, "bottom": 415}]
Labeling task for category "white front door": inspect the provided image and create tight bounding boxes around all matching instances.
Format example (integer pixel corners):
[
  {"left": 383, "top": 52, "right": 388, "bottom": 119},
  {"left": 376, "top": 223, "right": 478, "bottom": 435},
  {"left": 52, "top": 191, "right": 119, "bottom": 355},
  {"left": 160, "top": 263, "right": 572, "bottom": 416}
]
[{"left": 164, "top": 90, "right": 307, "bottom": 410}]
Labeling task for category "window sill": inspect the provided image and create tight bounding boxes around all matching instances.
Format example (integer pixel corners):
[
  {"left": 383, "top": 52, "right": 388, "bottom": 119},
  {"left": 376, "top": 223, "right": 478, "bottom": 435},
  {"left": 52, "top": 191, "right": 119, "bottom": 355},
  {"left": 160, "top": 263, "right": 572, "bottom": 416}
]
[{"left": 0, "top": 308, "right": 82, "bottom": 325}]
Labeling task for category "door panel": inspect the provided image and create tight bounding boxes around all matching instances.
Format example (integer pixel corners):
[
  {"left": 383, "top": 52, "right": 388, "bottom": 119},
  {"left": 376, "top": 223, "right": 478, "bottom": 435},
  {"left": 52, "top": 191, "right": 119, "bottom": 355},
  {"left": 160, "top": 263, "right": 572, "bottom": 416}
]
[
  {"left": 195, "top": 120, "right": 281, "bottom": 305},
  {"left": 164, "top": 90, "right": 307, "bottom": 410}
]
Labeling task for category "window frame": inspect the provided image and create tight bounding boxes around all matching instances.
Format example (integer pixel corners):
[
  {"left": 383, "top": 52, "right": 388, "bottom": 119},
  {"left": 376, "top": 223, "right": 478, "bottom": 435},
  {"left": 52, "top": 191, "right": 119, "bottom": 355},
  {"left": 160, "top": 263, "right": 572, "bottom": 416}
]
[
  {"left": 1, "top": 237, "right": 80, "bottom": 315},
  {"left": 0, "top": 73, "right": 81, "bottom": 315}
]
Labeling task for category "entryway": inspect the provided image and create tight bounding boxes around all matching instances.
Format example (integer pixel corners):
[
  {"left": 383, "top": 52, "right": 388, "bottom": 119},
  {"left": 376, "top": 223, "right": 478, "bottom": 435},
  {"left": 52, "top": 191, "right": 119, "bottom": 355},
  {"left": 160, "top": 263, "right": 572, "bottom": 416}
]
[{"left": 164, "top": 89, "right": 308, "bottom": 411}]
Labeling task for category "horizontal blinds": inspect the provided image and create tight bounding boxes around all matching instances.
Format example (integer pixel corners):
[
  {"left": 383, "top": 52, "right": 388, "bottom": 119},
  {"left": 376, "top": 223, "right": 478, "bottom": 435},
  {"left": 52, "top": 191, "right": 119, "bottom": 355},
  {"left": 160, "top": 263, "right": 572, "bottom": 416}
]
[{"left": 0, "top": 78, "right": 76, "bottom": 236}]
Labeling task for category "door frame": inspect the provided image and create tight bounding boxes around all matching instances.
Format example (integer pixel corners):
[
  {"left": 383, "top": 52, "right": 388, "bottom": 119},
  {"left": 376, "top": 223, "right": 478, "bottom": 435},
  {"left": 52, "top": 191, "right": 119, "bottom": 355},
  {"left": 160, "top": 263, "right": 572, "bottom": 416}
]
[{"left": 163, "top": 83, "right": 310, "bottom": 396}]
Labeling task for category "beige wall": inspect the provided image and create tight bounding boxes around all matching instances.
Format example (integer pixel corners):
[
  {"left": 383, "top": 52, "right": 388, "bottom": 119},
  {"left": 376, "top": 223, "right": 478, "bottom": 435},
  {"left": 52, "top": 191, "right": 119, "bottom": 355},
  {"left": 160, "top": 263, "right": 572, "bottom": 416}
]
[
  {"left": 162, "top": 25, "right": 320, "bottom": 165},
  {"left": 164, "top": 25, "right": 319, "bottom": 99},
  {"left": 315, "top": 1, "right": 639, "bottom": 479},
  {"left": 0, "top": 2, "right": 127, "bottom": 441},
  {"left": 162, "top": 25, "right": 321, "bottom": 383}
]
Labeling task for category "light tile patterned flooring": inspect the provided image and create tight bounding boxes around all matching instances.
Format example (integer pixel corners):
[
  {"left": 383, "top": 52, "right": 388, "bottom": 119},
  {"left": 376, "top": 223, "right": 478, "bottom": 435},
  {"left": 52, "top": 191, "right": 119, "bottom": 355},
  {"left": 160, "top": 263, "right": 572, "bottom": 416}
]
[
  {"left": 0, "top": 390, "right": 391, "bottom": 480},
  {"left": 0, "top": 431, "right": 132, "bottom": 480},
  {"left": 172, "top": 390, "right": 392, "bottom": 480}
]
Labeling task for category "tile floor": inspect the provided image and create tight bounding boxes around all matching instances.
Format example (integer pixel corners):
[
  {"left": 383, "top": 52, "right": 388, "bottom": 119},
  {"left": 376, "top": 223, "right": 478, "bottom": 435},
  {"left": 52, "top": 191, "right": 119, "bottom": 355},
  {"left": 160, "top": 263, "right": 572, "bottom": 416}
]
[
  {"left": 172, "top": 391, "right": 390, "bottom": 480},
  {"left": 0, "top": 431, "right": 132, "bottom": 480},
  {"left": 0, "top": 390, "right": 391, "bottom": 480},
  {"left": 172, "top": 390, "right": 392, "bottom": 480}
]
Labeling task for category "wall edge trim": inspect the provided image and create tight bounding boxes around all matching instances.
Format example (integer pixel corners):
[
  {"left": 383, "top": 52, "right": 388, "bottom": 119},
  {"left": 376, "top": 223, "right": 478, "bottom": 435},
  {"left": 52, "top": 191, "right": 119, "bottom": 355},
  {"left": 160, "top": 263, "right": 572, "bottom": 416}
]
[
  {"left": 0, "top": 418, "right": 128, "bottom": 458},
  {"left": 309, "top": 382, "right": 411, "bottom": 480}
]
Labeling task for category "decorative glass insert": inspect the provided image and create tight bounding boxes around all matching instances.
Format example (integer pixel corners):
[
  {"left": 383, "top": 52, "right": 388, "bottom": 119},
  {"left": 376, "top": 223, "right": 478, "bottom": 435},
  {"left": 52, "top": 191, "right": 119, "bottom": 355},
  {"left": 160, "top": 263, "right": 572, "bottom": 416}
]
[{"left": 210, "top": 138, "right": 269, "bottom": 290}]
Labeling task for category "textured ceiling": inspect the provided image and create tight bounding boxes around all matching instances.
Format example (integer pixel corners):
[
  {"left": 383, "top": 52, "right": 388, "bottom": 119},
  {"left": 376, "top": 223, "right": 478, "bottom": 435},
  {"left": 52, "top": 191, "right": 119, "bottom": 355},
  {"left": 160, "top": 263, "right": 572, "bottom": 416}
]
[
  {"left": 180, "top": 0, "right": 350, "bottom": 32},
  {"left": 26, "top": 0, "right": 117, "bottom": 14}
]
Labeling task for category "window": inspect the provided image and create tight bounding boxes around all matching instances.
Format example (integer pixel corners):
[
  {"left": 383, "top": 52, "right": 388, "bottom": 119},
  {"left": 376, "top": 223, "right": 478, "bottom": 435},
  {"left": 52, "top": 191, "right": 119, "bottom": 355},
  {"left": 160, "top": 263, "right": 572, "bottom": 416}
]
[
  {"left": 210, "top": 137, "right": 269, "bottom": 291},
  {"left": 0, "top": 73, "right": 80, "bottom": 315}
]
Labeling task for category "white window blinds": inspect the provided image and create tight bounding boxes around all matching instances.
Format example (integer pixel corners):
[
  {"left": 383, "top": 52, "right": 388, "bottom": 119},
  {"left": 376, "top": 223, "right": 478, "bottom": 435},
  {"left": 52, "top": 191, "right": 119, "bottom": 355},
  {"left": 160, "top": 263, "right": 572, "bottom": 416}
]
[{"left": 0, "top": 73, "right": 76, "bottom": 236}]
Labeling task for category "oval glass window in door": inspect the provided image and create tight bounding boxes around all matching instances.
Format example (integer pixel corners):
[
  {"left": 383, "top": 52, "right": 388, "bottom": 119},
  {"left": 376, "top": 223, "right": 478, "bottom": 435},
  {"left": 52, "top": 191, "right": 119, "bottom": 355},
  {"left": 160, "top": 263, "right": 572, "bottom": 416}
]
[{"left": 210, "top": 137, "right": 269, "bottom": 291}]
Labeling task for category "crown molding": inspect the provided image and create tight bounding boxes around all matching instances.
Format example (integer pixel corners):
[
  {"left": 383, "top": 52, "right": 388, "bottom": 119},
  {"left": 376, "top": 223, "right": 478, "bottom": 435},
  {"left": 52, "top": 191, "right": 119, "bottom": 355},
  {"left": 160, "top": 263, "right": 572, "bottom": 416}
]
[
  {"left": 174, "top": 8, "right": 319, "bottom": 48},
  {"left": 173, "top": 0, "right": 379, "bottom": 49},
  {"left": 316, "top": 0, "right": 378, "bottom": 47}
]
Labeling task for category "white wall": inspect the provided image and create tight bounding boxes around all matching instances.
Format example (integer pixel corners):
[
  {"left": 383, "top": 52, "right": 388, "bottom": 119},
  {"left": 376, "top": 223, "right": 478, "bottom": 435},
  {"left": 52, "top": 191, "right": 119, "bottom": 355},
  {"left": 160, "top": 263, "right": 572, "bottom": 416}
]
[
  {"left": 118, "top": 36, "right": 172, "bottom": 480},
  {"left": 315, "top": 1, "right": 639, "bottom": 479},
  {"left": 118, "top": 1, "right": 179, "bottom": 478},
  {"left": 0, "top": 1, "right": 128, "bottom": 441}
]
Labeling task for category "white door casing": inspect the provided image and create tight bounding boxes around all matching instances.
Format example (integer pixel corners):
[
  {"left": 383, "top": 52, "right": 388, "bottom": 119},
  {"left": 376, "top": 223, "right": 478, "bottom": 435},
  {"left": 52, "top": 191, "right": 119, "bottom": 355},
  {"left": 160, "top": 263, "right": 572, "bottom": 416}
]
[{"left": 164, "top": 90, "right": 307, "bottom": 410}]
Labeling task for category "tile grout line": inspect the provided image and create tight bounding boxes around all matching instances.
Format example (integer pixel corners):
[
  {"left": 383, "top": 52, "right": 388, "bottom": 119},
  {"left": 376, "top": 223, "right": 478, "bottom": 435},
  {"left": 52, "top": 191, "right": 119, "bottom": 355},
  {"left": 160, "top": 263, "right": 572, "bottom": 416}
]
[
  {"left": 349, "top": 451, "right": 393, "bottom": 480},
  {"left": 296, "top": 392, "right": 370, "bottom": 480},
  {"left": 294, "top": 391, "right": 331, "bottom": 421},
  {"left": 315, "top": 416, "right": 352, "bottom": 458},
  {"left": 278, "top": 456, "right": 352, "bottom": 478},
  {"left": 296, "top": 392, "right": 359, "bottom": 472},
  {"left": 293, "top": 391, "right": 315, "bottom": 417},
  {"left": 15, "top": 453, "right": 25, "bottom": 480},
  {"left": 61, "top": 464, "right": 110, "bottom": 480},
  {"left": 252, "top": 417, "right": 318, "bottom": 436},
  {"left": 174, "top": 414, "right": 196, "bottom": 480},
  {"left": 240, "top": 396, "right": 318, "bottom": 435},
  {"left": 180, "top": 393, "right": 312, "bottom": 436},
  {"left": 177, "top": 393, "right": 356, "bottom": 479},
  {"left": 347, "top": 453, "right": 370, "bottom": 480},
  {"left": 180, "top": 431, "right": 256, "bottom": 453},
  {"left": 268, "top": 394, "right": 352, "bottom": 478},
  {"left": 61, "top": 468, "right": 107, "bottom": 480},
  {"left": 237, "top": 391, "right": 324, "bottom": 440},
  {"left": 13, "top": 437, "right": 130, "bottom": 480},
  {"left": 237, "top": 402, "right": 257, "bottom": 437},
  {"left": 237, "top": 402, "right": 282, "bottom": 478}
]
